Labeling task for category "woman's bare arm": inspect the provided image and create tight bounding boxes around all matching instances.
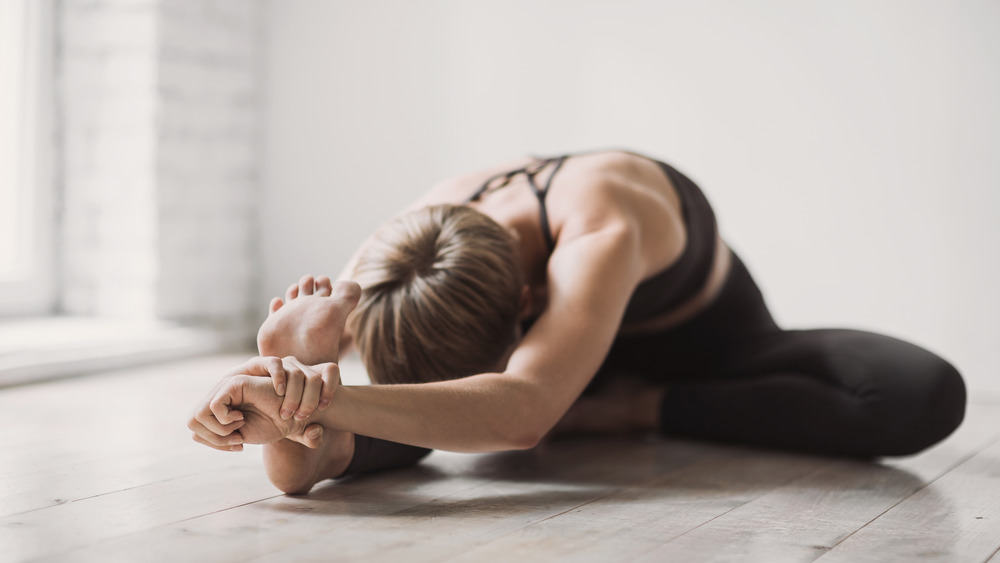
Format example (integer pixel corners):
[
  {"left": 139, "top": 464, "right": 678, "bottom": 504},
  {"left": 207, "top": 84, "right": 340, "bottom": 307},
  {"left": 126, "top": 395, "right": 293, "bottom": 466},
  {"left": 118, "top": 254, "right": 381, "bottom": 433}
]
[{"left": 303, "top": 224, "right": 644, "bottom": 452}]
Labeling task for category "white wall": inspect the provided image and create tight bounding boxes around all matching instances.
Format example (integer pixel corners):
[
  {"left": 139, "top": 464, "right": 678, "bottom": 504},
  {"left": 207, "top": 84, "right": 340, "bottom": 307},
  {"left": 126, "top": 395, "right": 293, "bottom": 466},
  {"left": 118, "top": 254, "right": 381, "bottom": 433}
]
[
  {"left": 60, "top": 0, "right": 263, "bottom": 338},
  {"left": 262, "top": 0, "right": 1000, "bottom": 394}
]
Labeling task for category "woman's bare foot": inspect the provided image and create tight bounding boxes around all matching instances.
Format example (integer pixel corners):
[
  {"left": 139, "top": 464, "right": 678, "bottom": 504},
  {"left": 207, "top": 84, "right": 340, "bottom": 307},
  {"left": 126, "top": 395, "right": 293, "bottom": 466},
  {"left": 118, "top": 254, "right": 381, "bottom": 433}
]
[
  {"left": 254, "top": 275, "right": 361, "bottom": 493},
  {"left": 549, "top": 377, "right": 666, "bottom": 438},
  {"left": 223, "top": 375, "right": 355, "bottom": 494},
  {"left": 263, "top": 426, "right": 356, "bottom": 495},
  {"left": 257, "top": 275, "right": 362, "bottom": 365}
]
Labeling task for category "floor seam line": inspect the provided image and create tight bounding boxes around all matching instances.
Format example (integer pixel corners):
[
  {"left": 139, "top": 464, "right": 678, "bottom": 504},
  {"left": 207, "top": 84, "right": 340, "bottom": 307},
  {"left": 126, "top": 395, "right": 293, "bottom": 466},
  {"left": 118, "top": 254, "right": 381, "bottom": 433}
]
[
  {"left": 816, "top": 432, "right": 1000, "bottom": 560},
  {"left": 627, "top": 459, "right": 836, "bottom": 560},
  {"left": 37, "top": 493, "right": 286, "bottom": 561}
]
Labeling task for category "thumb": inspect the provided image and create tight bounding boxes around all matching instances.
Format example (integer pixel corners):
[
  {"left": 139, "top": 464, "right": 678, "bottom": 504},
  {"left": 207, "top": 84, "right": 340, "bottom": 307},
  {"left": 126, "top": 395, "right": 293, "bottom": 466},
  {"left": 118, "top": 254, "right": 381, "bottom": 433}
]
[
  {"left": 287, "top": 424, "right": 324, "bottom": 449},
  {"left": 210, "top": 376, "right": 248, "bottom": 424}
]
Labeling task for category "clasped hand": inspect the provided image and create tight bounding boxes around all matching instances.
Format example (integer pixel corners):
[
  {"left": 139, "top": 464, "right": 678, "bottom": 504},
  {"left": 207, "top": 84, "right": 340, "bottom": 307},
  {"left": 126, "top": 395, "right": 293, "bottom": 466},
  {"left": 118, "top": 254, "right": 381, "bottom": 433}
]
[{"left": 187, "top": 356, "right": 340, "bottom": 451}]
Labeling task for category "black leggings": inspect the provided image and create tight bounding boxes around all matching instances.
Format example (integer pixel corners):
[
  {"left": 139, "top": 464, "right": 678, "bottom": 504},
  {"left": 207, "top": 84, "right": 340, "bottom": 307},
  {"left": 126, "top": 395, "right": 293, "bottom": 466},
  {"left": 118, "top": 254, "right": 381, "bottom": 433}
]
[
  {"left": 339, "top": 250, "right": 967, "bottom": 478},
  {"left": 595, "top": 249, "right": 967, "bottom": 458}
]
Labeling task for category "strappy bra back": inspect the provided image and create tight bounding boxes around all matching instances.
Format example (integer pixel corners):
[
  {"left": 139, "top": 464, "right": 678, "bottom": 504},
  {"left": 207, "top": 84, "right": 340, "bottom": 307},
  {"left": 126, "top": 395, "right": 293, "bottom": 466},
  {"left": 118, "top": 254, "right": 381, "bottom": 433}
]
[
  {"left": 466, "top": 155, "right": 568, "bottom": 252},
  {"left": 465, "top": 152, "right": 718, "bottom": 325}
]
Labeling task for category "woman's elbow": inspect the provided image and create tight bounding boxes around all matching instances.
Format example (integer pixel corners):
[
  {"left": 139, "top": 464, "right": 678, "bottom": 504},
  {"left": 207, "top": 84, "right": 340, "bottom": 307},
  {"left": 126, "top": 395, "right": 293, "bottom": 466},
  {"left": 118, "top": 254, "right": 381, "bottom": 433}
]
[
  {"left": 495, "top": 416, "right": 550, "bottom": 451},
  {"left": 487, "top": 375, "right": 556, "bottom": 451},
  {"left": 505, "top": 428, "right": 544, "bottom": 451}
]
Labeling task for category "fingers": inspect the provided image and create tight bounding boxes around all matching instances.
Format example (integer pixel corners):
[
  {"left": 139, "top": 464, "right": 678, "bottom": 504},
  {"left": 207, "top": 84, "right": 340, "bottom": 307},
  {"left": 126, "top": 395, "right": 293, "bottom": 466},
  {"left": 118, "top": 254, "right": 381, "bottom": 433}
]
[
  {"left": 225, "top": 356, "right": 288, "bottom": 397},
  {"left": 193, "top": 432, "right": 244, "bottom": 452},
  {"left": 188, "top": 415, "right": 245, "bottom": 451},
  {"left": 280, "top": 358, "right": 305, "bottom": 420},
  {"left": 298, "top": 275, "right": 315, "bottom": 296},
  {"left": 317, "top": 362, "right": 340, "bottom": 411},
  {"left": 279, "top": 357, "right": 337, "bottom": 421},
  {"left": 267, "top": 356, "right": 288, "bottom": 397},
  {"left": 209, "top": 389, "right": 243, "bottom": 426},
  {"left": 315, "top": 276, "right": 333, "bottom": 296},
  {"left": 224, "top": 356, "right": 285, "bottom": 381},
  {"left": 209, "top": 376, "right": 248, "bottom": 425},
  {"left": 291, "top": 362, "right": 339, "bottom": 420},
  {"left": 297, "top": 372, "right": 322, "bottom": 421},
  {"left": 191, "top": 405, "right": 244, "bottom": 436}
]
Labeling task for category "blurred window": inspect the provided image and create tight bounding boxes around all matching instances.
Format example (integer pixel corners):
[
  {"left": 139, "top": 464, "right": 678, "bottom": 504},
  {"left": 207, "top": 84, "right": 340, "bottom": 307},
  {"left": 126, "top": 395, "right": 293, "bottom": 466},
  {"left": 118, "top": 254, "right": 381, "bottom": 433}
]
[{"left": 0, "top": 0, "right": 53, "bottom": 316}]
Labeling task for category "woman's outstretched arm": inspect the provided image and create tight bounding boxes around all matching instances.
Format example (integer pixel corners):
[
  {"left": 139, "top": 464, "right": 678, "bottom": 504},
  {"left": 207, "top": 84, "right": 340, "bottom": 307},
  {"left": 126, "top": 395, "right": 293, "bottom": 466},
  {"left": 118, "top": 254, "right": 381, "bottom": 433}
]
[
  {"left": 301, "top": 224, "right": 644, "bottom": 452},
  {"left": 202, "top": 220, "right": 644, "bottom": 453}
]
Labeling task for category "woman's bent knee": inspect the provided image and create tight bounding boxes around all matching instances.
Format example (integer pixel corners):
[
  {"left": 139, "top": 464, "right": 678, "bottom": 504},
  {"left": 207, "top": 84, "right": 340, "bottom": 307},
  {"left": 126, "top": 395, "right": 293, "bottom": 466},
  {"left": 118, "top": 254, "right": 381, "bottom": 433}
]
[
  {"left": 881, "top": 356, "right": 966, "bottom": 456},
  {"left": 923, "top": 358, "right": 966, "bottom": 443}
]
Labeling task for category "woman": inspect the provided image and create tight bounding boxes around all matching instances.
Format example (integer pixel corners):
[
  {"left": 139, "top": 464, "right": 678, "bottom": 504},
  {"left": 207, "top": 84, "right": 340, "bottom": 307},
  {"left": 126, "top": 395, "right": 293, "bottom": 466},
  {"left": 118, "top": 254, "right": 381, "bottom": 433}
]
[{"left": 188, "top": 150, "right": 966, "bottom": 494}]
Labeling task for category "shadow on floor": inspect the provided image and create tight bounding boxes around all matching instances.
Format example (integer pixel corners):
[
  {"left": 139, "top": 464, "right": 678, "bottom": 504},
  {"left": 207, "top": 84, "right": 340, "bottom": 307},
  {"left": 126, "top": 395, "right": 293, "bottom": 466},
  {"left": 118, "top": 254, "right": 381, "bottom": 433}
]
[{"left": 261, "top": 435, "right": 940, "bottom": 524}]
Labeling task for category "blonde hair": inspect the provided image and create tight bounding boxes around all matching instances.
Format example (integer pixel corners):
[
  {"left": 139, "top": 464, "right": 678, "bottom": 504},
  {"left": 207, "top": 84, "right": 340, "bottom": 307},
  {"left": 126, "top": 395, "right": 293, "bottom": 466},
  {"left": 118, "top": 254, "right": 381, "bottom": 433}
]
[{"left": 349, "top": 204, "right": 524, "bottom": 384}]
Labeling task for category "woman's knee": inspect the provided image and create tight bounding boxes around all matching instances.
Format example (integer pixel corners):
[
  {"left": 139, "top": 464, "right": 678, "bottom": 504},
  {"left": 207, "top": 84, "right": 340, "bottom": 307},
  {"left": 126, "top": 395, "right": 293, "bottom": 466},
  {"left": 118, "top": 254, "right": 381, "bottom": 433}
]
[
  {"left": 879, "top": 355, "right": 966, "bottom": 456},
  {"left": 922, "top": 357, "right": 966, "bottom": 439}
]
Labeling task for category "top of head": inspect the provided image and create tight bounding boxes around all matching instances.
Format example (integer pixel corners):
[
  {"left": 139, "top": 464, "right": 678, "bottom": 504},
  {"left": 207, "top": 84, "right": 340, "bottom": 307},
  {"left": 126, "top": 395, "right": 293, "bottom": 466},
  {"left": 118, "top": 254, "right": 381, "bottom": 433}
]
[{"left": 349, "top": 204, "right": 525, "bottom": 384}]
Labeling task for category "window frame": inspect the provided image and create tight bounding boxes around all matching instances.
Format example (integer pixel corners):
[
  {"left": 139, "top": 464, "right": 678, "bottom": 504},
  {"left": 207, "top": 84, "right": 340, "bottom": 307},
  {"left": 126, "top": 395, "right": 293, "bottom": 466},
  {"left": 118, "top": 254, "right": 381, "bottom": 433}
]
[{"left": 0, "top": 0, "right": 55, "bottom": 317}]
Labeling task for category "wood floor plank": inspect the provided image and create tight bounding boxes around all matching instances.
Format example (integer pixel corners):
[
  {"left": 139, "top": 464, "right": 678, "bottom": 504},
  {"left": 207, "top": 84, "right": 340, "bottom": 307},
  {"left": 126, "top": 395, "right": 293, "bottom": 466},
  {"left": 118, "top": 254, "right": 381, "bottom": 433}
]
[
  {"left": 817, "top": 435, "right": 1000, "bottom": 563},
  {"left": 3, "top": 355, "right": 998, "bottom": 562},
  {"left": 0, "top": 355, "right": 254, "bottom": 518},
  {"left": 0, "top": 355, "right": 282, "bottom": 561},
  {"left": 0, "top": 445, "right": 262, "bottom": 517},
  {"left": 0, "top": 463, "right": 281, "bottom": 561},
  {"left": 30, "top": 458, "right": 486, "bottom": 563},
  {"left": 44, "top": 438, "right": 724, "bottom": 563},
  {"left": 247, "top": 440, "right": 733, "bottom": 563},
  {"left": 628, "top": 403, "right": 1000, "bottom": 562},
  {"left": 442, "top": 448, "right": 833, "bottom": 563}
]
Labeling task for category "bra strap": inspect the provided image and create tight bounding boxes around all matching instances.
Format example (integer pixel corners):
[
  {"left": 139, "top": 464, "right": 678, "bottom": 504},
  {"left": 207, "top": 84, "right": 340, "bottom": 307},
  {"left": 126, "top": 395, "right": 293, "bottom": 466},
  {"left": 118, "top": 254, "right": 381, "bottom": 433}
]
[{"left": 525, "top": 155, "right": 567, "bottom": 252}]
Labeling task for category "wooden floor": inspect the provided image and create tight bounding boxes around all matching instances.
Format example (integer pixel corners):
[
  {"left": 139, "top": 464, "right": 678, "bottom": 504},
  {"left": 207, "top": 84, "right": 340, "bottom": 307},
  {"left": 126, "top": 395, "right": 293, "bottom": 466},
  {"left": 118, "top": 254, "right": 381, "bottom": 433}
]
[{"left": 2, "top": 354, "right": 999, "bottom": 562}]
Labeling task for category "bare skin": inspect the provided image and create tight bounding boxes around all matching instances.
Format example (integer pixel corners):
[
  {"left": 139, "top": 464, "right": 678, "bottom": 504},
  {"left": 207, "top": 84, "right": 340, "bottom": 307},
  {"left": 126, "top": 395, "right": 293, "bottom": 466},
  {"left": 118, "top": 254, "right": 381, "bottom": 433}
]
[
  {"left": 259, "top": 277, "right": 667, "bottom": 438},
  {"left": 247, "top": 272, "right": 665, "bottom": 493},
  {"left": 191, "top": 367, "right": 353, "bottom": 494},
  {"left": 254, "top": 275, "right": 362, "bottom": 494},
  {"left": 257, "top": 274, "right": 361, "bottom": 366},
  {"left": 196, "top": 151, "right": 729, "bottom": 475}
]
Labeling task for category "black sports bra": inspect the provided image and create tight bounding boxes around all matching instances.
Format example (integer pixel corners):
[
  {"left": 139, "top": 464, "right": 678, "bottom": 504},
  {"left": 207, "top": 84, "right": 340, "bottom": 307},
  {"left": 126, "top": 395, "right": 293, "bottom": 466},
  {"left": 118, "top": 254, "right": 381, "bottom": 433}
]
[
  {"left": 466, "top": 155, "right": 568, "bottom": 252},
  {"left": 466, "top": 152, "right": 718, "bottom": 324}
]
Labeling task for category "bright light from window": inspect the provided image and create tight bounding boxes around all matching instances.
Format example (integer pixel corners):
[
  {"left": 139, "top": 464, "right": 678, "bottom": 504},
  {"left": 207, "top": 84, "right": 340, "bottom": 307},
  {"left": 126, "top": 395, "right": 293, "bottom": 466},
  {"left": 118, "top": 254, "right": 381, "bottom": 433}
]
[
  {"left": 0, "top": 0, "right": 29, "bottom": 281},
  {"left": 0, "top": 0, "right": 53, "bottom": 317}
]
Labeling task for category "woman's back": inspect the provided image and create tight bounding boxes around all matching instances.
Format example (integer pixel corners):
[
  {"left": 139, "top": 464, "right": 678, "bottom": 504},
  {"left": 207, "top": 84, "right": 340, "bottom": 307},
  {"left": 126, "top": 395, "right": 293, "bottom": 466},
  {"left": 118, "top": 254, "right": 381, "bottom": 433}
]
[{"left": 410, "top": 150, "right": 725, "bottom": 329}]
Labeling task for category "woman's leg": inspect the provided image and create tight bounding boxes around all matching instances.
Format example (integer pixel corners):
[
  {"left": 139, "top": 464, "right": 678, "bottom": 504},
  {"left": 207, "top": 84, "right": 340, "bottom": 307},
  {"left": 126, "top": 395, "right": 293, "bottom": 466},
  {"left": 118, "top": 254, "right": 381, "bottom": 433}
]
[
  {"left": 601, "top": 251, "right": 967, "bottom": 457},
  {"left": 660, "top": 328, "right": 967, "bottom": 457},
  {"left": 550, "top": 376, "right": 666, "bottom": 436}
]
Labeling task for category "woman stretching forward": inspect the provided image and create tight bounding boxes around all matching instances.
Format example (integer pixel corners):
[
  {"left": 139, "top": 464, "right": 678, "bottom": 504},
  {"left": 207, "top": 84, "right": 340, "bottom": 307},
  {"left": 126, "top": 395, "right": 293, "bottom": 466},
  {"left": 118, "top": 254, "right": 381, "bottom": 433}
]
[{"left": 188, "top": 150, "right": 966, "bottom": 494}]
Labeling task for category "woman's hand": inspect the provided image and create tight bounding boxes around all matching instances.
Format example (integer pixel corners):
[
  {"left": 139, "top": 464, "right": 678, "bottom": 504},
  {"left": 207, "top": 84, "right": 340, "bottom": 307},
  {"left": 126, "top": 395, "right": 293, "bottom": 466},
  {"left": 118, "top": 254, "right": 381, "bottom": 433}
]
[
  {"left": 220, "top": 356, "right": 340, "bottom": 421},
  {"left": 187, "top": 374, "right": 248, "bottom": 452},
  {"left": 188, "top": 357, "right": 341, "bottom": 451},
  {"left": 188, "top": 373, "right": 306, "bottom": 448}
]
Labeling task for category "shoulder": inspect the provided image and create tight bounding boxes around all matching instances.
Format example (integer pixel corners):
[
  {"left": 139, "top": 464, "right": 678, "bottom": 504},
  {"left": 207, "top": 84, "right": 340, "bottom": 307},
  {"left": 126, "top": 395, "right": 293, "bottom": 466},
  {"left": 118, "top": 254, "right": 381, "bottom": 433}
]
[
  {"left": 546, "top": 152, "right": 657, "bottom": 245},
  {"left": 547, "top": 150, "right": 684, "bottom": 268}
]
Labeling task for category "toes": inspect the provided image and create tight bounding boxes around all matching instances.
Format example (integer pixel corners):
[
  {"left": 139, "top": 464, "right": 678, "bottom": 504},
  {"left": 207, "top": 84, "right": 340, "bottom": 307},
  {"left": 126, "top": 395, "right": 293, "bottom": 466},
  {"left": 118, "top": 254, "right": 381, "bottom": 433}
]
[
  {"left": 315, "top": 276, "right": 333, "bottom": 297},
  {"left": 299, "top": 275, "right": 315, "bottom": 296},
  {"left": 332, "top": 280, "right": 362, "bottom": 306},
  {"left": 285, "top": 283, "right": 299, "bottom": 302},
  {"left": 269, "top": 297, "right": 284, "bottom": 314}
]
